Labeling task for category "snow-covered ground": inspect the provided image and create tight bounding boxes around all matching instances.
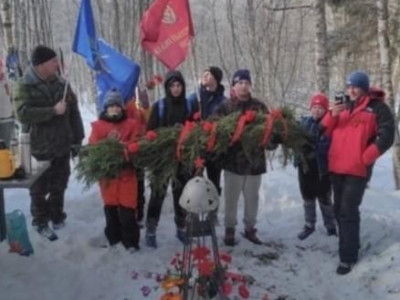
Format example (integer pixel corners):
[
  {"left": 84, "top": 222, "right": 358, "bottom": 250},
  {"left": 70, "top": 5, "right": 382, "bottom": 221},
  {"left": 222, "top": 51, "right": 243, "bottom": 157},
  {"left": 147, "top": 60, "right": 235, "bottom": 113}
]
[{"left": 1, "top": 106, "right": 400, "bottom": 300}]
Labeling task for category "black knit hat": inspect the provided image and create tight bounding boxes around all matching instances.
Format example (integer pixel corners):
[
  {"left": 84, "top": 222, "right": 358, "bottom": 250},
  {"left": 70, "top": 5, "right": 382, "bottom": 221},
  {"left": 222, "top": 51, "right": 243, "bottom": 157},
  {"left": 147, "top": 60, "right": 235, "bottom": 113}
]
[
  {"left": 231, "top": 69, "right": 251, "bottom": 86},
  {"left": 31, "top": 45, "right": 57, "bottom": 66},
  {"left": 205, "top": 66, "right": 223, "bottom": 84}
]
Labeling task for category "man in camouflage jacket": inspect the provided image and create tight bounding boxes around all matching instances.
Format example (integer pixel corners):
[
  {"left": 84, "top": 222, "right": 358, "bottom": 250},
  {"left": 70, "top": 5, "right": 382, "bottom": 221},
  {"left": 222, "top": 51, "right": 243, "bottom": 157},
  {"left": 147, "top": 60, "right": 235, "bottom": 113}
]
[{"left": 13, "top": 45, "right": 84, "bottom": 239}]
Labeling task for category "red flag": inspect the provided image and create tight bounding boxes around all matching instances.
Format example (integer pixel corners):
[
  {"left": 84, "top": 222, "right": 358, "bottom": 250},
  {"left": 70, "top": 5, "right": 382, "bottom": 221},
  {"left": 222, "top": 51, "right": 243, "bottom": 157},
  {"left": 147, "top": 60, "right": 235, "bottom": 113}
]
[{"left": 140, "top": 0, "right": 194, "bottom": 70}]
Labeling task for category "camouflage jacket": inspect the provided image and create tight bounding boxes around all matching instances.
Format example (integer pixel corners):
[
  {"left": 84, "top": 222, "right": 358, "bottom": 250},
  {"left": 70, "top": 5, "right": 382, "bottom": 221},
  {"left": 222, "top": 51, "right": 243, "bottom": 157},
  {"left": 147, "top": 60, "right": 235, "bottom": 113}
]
[{"left": 13, "top": 65, "right": 84, "bottom": 160}]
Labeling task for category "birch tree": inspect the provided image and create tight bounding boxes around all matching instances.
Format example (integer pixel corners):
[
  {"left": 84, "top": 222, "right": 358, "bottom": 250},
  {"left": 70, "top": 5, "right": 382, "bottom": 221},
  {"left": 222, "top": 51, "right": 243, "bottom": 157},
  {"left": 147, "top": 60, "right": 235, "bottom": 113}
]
[
  {"left": 0, "top": 0, "right": 12, "bottom": 52},
  {"left": 314, "top": 0, "right": 329, "bottom": 94}
]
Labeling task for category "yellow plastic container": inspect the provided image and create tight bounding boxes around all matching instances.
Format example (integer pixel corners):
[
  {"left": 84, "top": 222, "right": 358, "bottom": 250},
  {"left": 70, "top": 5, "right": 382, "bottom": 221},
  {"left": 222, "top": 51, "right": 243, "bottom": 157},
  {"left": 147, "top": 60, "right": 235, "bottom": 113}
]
[{"left": 0, "top": 140, "right": 15, "bottom": 179}]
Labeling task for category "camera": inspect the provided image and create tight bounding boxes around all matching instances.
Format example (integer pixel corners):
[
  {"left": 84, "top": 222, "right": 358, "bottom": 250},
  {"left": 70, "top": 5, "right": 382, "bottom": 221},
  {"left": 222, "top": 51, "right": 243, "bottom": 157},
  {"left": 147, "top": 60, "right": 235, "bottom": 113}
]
[{"left": 334, "top": 91, "right": 350, "bottom": 104}]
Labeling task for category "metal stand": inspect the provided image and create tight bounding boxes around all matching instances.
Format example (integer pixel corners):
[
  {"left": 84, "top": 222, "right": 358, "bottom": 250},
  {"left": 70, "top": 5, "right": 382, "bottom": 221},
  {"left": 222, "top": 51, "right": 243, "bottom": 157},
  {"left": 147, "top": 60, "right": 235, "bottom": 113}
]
[
  {"left": 0, "top": 188, "right": 5, "bottom": 242},
  {"left": 181, "top": 212, "right": 225, "bottom": 300}
]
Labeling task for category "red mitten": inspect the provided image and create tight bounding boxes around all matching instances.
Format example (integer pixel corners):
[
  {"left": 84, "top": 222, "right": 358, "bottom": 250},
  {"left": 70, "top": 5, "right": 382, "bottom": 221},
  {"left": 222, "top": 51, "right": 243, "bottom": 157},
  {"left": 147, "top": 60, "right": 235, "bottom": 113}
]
[{"left": 362, "top": 144, "right": 380, "bottom": 166}]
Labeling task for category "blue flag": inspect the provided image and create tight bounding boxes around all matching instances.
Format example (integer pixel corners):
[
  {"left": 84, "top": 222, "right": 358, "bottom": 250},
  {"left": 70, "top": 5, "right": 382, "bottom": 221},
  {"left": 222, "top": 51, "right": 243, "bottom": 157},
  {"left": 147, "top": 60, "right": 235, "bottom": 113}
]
[
  {"left": 96, "top": 39, "right": 141, "bottom": 110},
  {"left": 72, "top": 0, "right": 99, "bottom": 70}
]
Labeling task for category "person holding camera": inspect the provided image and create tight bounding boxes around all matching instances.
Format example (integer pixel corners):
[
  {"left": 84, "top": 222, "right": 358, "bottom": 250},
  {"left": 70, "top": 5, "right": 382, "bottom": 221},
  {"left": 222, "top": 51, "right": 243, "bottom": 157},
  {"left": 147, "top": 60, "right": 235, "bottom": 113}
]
[
  {"left": 295, "top": 93, "right": 336, "bottom": 241},
  {"left": 322, "top": 70, "right": 394, "bottom": 275}
]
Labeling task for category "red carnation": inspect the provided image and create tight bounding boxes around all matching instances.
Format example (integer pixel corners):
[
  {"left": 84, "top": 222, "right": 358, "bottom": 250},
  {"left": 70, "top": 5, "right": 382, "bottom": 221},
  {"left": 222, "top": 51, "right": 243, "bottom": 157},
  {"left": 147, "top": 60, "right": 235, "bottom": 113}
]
[
  {"left": 222, "top": 282, "right": 233, "bottom": 296},
  {"left": 128, "top": 142, "right": 140, "bottom": 154},
  {"left": 146, "top": 130, "right": 158, "bottom": 141},
  {"left": 219, "top": 252, "right": 232, "bottom": 263},
  {"left": 238, "top": 284, "right": 250, "bottom": 299},
  {"left": 270, "top": 109, "right": 283, "bottom": 119},
  {"left": 198, "top": 260, "right": 214, "bottom": 277},
  {"left": 202, "top": 121, "right": 214, "bottom": 133},
  {"left": 185, "top": 121, "right": 196, "bottom": 130}
]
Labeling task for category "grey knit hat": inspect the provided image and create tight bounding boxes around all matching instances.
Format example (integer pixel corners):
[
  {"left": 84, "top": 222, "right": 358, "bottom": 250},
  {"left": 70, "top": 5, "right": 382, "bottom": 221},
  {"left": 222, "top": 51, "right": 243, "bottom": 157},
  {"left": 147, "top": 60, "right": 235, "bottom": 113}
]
[{"left": 103, "top": 88, "right": 124, "bottom": 110}]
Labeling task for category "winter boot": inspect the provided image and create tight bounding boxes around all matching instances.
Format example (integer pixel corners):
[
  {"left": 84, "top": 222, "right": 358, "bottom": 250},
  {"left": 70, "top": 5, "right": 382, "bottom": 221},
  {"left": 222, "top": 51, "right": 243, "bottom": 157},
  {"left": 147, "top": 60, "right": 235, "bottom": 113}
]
[
  {"left": 327, "top": 227, "right": 337, "bottom": 237},
  {"left": 145, "top": 226, "right": 157, "bottom": 248},
  {"left": 244, "top": 227, "right": 263, "bottom": 245},
  {"left": 297, "top": 225, "right": 315, "bottom": 240},
  {"left": 51, "top": 220, "right": 65, "bottom": 230},
  {"left": 224, "top": 227, "right": 236, "bottom": 246},
  {"left": 145, "top": 233, "right": 157, "bottom": 248},
  {"left": 336, "top": 262, "right": 354, "bottom": 275},
  {"left": 35, "top": 225, "right": 58, "bottom": 241}
]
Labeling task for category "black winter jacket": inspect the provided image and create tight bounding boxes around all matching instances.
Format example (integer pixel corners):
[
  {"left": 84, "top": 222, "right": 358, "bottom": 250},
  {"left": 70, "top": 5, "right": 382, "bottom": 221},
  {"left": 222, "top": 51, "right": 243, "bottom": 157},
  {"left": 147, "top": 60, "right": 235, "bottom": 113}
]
[{"left": 216, "top": 96, "right": 268, "bottom": 175}]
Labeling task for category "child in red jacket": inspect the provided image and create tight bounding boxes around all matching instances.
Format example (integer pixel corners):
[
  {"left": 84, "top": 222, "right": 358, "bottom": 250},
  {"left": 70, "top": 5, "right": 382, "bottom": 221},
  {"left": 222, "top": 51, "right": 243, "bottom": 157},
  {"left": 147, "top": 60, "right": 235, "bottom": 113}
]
[{"left": 89, "top": 89, "right": 141, "bottom": 251}]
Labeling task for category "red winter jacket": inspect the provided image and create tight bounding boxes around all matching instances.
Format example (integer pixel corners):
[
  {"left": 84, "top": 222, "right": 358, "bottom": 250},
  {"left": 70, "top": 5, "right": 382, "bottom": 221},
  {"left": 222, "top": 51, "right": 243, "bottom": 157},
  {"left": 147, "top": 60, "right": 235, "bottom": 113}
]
[
  {"left": 322, "top": 89, "right": 394, "bottom": 178},
  {"left": 89, "top": 117, "right": 141, "bottom": 209}
]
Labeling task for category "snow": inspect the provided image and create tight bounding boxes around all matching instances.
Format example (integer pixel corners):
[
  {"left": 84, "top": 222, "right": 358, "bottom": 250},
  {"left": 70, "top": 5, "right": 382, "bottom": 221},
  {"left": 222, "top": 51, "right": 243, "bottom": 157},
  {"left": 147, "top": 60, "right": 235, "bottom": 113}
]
[{"left": 1, "top": 106, "right": 400, "bottom": 300}]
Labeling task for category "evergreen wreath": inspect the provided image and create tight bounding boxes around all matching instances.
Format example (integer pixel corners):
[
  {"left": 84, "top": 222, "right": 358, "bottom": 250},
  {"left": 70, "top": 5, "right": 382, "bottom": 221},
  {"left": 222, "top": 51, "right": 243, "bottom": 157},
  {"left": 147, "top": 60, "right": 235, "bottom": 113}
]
[{"left": 76, "top": 106, "right": 310, "bottom": 191}]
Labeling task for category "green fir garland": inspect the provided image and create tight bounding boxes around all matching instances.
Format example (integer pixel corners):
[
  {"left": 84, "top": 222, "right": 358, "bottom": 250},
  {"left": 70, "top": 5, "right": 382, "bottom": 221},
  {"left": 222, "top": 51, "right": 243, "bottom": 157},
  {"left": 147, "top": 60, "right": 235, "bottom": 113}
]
[{"left": 76, "top": 106, "right": 310, "bottom": 191}]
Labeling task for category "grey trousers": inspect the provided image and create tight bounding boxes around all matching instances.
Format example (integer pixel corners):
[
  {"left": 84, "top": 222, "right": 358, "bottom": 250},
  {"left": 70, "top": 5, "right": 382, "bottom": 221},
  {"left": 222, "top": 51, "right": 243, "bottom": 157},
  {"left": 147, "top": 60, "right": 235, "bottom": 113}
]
[{"left": 223, "top": 170, "right": 262, "bottom": 229}]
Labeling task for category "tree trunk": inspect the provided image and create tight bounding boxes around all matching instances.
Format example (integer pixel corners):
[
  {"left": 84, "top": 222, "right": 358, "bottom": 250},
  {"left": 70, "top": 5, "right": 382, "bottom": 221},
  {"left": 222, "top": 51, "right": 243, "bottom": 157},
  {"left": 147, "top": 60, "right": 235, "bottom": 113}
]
[
  {"left": 376, "top": 0, "right": 400, "bottom": 189},
  {"left": 0, "top": 0, "right": 13, "bottom": 51},
  {"left": 314, "top": 0, "right": 329, "bottom": 94},
  {"left": 18, "top": 0, "right": 28, "bottom": 68}
]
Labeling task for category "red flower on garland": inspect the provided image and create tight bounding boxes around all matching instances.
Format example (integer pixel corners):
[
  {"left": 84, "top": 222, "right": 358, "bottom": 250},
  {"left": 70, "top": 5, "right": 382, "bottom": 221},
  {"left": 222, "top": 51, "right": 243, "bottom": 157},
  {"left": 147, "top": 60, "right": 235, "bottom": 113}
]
[
  {"left": 146, "top": 130, "right": 158, "bottom": 141},
  {"left": 270, "top": 109, "right": 283, "bottom": 119},
  {"left": 185, "top": 121, "right": 196, "bottom": 131},
  {"left": 194, "top": 157, "right": 205, "bottom": 169},
  {"left": 269, "top": 109, "right": 289, "bottom": 141},
  {"left": 128, "top": 142, "right": 140, "bottom": 154},
  {"left": 244, "top": 110, "right": 256, "bottom": 122},
  {"left": 202, "top": 121, "right": 214, "bottom": 133},
  {"left": 193, "top": 111, "right": 201, "bottom": 121}
]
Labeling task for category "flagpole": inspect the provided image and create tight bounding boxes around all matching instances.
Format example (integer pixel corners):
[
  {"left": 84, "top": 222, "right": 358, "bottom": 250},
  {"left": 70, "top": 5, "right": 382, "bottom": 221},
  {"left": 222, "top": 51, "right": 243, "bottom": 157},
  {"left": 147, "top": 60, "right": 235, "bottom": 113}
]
[
  {"left": 60, "top": 53, "right": 74, "bottom": 103},
  {"left": 190, "top": 40, "right": 201, "bottom": 114}
]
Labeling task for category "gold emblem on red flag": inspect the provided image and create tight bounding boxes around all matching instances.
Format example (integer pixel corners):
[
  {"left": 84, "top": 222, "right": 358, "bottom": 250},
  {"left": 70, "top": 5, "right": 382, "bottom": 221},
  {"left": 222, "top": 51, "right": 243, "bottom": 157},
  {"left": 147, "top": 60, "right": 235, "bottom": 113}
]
[{"left": 162, "top": 5, "right": 176, "bottom": 24}]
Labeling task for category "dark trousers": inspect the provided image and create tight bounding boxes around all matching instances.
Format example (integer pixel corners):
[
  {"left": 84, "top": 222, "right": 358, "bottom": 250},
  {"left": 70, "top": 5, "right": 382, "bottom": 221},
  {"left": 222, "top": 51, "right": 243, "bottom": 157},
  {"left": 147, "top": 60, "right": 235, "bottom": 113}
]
[
  {"left": 146, "top": 169, "right": 190, "bottom": 231},
  {"left": 331, "top": 173, "right": 367, "bottom": 263},
  {"left": 136, "top": 168, "right": 146, "bottom": 222},
  {"left": 104, "top": 205, "right": 140, "bottom": 249},
  {"left": 298, "top": 164, "right": 335, "bottom": 229},
  {"left": 205, "top": 161, "right": 221, "bottom": 195},
  {"left": 30, "top": 155, "right": 70, "bottom": 227}
]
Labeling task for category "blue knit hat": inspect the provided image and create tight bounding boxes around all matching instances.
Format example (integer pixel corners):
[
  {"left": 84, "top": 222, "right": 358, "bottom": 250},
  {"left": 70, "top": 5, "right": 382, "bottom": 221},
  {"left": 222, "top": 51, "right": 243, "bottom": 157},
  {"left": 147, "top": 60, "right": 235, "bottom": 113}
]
[
  {"left": 231, "top": 69, "right": 251, "bottom": 86},
  {"left": 346, "top": 71, "right": 370, "bottom": 92}
]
